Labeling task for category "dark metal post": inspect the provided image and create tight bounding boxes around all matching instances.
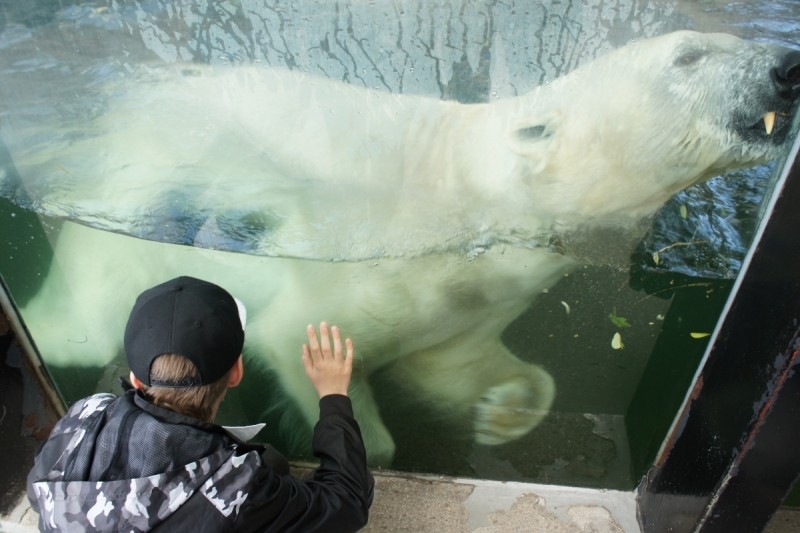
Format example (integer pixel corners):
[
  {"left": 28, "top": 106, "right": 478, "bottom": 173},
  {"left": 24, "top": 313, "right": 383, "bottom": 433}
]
[{"left": 638, "top": 133, "right": 800, "bottom": 532}]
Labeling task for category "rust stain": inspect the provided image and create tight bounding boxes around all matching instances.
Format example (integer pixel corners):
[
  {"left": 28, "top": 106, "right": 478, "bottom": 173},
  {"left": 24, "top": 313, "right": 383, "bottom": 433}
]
[
  {"left": 689, "top": 374, "right": 705, "bottom": 401},
  {"left": 33, "top": 422, "right": 55, "bottom": 441},
  {"left": 23, "top": 412, "right": 37, "bottom": 428},
  {"left": 656, "top": 375, "right": 704, "bottom": 467}
]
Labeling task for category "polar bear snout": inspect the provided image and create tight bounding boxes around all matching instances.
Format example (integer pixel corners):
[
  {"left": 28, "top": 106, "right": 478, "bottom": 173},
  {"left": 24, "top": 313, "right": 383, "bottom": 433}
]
[
  {"left": 716, "top": 44, "right": 800, "bottom": 154},
  {"left": 771, "top": 50, "right": 800, "bottom": 101}
]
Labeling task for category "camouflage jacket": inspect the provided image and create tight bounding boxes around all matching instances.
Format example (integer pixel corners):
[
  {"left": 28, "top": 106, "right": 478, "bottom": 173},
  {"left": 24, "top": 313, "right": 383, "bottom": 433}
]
[{"left": 27, "top": 389, "right": 373, "bottom": 533}]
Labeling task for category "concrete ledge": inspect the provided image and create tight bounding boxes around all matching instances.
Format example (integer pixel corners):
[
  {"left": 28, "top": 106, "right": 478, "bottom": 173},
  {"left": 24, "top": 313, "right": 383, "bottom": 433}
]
[
  {"left": 2, "top": 471, "right": 638, "bottom": 533},
  {"left": 4, "top": 471, "right": 797, "bottom": 532}
]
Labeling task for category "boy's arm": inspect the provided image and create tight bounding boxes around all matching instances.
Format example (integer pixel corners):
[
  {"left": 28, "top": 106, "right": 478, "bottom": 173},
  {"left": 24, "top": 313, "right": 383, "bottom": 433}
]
[
  {"left": 234, "top": 323, "right": 374, "bottom": 533},
  {"left": 236, "top": 394, "right": 373, "bottom": 533}
]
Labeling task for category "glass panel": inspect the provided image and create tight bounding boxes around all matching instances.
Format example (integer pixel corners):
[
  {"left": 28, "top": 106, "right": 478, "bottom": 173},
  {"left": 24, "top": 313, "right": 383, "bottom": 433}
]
[{"left": 1, "top": 0, "right": 798, "bottom": 489}]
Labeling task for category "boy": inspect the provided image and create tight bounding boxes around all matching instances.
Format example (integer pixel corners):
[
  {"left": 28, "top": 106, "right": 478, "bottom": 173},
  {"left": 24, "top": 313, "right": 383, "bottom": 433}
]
[{"left": 26, "top": 276, "right": 374, "bottom": 532}]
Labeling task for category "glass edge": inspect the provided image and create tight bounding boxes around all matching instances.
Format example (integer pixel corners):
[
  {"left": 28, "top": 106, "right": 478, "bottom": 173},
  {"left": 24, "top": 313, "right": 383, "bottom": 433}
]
[
  {"left": 0, "top": 272, "right": 67, "bottom": 416},
  {"left": 652, "top": 128, "right": 800, "bottom": 467}
]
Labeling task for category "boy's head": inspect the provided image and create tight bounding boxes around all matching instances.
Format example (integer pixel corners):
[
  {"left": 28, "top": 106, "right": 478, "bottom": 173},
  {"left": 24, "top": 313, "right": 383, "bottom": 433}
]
[{"left": 124, "top": 276, "right": 246, "bottom": 422}]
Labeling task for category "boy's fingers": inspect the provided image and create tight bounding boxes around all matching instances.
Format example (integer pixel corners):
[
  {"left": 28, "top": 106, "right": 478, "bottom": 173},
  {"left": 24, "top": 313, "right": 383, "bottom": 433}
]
[
  {"left": 345, "top": 338, "right": 354, "bottom": 371},
  {"left": 301, "top": 344, "right": 313, "bottom": 375},
  {"left": 306, "top": 324, "right": 321, "bottom": 360},
  {"left": 319, "top": 322, "right": 331, "bottom": 359},
  {"left": 332, "top": 326, "right": 342, "bottom": 359}
]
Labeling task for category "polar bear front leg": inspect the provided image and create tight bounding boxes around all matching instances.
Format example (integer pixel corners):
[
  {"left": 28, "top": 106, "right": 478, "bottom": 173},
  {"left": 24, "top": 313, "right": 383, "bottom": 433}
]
[
  {"left": 391, "top": 336, "right": 555, "bottom": 445},
  {"left": 264, "top": 350, "right": 396, "bottom": 466},
  {"left": 348, "top": 374, "right": 396, "bottom": 467}
]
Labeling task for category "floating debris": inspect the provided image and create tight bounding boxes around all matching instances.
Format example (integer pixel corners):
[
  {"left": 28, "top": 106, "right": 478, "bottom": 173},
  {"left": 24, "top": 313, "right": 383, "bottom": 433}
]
[
  {"left": 651, "top": 241, "right": 706, "bottom": 267},
  {"left": 611, "top": 332, "right": 624, "bottom": 350}
]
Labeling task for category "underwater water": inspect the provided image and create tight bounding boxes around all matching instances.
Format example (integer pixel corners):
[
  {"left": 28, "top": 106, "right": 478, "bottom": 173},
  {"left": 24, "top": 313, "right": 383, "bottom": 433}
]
[{"left": 1, "top": 0, "right": 799, "bottom": 488}]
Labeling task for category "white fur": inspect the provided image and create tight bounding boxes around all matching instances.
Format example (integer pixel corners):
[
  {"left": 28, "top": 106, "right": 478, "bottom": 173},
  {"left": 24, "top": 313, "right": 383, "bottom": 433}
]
[{"left": 17, "top": 31, "right": 793, "bottom": 465}]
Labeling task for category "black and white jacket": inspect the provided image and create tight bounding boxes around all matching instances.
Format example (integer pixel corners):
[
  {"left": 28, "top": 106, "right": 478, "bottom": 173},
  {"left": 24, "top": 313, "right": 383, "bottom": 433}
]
[{"left": 27, "top": 389, "right": 374, "bottom": 532}]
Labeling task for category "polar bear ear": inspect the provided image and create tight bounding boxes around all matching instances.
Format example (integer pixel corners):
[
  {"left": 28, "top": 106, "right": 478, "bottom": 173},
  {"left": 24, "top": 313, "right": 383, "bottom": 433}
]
[{"left": 507, "top": 112, "right": 561, "bottom": 174}]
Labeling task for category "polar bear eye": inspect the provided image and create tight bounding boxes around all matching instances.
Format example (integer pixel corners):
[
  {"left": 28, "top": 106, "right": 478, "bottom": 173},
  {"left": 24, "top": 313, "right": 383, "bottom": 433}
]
[
  {"left": 517, "top": 125, "right": 549, "bottom": 139},
  {"left": 674, "top": 50, "right": 708, "bottom": 67}
]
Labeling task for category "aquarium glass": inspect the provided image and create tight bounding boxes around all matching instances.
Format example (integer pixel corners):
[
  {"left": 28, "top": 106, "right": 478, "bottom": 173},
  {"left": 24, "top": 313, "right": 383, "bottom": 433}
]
[{"left": 1, "top": 0, "right": 799, "bottom": 489}]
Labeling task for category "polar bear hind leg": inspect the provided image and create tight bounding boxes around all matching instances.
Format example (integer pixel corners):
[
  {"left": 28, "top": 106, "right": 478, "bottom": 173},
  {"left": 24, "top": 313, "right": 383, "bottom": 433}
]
[
  {"left": 391, "top": 336, "right": 555, "bottom": 446},
  {"left": 473, "top": 369, "right": 554, "bottom": 445}
]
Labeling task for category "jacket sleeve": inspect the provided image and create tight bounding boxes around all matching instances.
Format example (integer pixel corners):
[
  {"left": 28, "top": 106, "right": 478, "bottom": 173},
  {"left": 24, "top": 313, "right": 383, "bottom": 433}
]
[
  {"left": 26, "top": 394, "right": 117, "bottom": 514},
  {"left": 235, "top": 395, "right": 375, "bottom": 533}
]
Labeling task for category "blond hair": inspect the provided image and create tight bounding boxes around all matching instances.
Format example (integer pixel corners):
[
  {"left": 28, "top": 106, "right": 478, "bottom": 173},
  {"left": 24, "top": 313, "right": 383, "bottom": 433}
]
[{"left": 140, "top": 353, "right": 233, "bottom": 423}]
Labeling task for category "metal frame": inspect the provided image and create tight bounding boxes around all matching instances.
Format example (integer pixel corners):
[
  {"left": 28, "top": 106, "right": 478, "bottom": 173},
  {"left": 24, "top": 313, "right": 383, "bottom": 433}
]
[
  {"left": 0, "top": 276, "right": 65, "bottom": 417},
  {"left": 638, "top": 130, "right": 800, "bottom": 531}
]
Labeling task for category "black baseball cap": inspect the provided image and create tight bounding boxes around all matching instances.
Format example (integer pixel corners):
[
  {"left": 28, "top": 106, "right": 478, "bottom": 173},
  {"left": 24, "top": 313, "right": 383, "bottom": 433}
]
[{"left": 124, "top": 276, "right": 246, "bottom": 387}]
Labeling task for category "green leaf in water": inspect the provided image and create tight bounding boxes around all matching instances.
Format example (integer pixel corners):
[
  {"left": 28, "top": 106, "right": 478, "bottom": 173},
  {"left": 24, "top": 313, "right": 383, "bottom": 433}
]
[
  {"left": 608, "top": 309, "right": 631, "bottom": 329},
  {"left": 680, "top": 204, "right": 688, "bottom": 219}
]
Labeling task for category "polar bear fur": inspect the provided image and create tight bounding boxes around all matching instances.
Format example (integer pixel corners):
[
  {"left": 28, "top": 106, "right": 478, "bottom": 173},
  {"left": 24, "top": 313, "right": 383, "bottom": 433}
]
[{"left": 13, "top": 31, "right": 798, "bottom": 465}]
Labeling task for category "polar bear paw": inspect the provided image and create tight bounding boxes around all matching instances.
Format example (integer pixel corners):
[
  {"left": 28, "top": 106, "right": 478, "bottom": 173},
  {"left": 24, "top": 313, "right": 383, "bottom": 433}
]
[
  {"left": 365, "top": 433, "right": 397, "bottom": 469},
  {"left": 472, "top": 371, "right": 555, "bottom": 445}
]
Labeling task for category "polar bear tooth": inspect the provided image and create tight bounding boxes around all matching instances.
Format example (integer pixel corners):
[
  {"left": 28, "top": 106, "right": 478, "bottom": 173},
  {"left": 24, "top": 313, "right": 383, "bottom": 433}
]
[{"left": 764, "top": 111, "right": 777, "bottom": 135}]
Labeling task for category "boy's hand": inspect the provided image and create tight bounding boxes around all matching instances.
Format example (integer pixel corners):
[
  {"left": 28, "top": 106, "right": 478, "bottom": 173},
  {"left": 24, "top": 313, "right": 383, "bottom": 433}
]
[{"left": 302, "top": 322, "right": 353, "bottom": 398}]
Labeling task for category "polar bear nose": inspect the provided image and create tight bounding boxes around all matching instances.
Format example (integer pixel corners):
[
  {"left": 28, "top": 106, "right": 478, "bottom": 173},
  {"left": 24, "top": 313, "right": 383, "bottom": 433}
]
[{"left": 771, "top": 51, "right": 800, "bottom": 99}]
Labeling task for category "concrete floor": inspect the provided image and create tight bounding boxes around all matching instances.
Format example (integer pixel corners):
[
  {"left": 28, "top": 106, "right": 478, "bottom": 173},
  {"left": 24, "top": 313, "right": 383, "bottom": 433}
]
[{"left": 3, "top": 471, "right": 799, "bottom": 533}]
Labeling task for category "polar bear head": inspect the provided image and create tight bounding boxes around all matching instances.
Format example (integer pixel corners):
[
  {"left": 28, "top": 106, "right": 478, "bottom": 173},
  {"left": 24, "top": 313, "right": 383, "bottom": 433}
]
[{"left": 507, "top": 31, "right": 799, "bottom": 223}]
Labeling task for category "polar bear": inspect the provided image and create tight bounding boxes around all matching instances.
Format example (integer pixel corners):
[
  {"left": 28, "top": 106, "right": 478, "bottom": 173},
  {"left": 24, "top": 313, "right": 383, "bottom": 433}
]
[{"left": 8, "top": 31, "right": 800, "bottom": 466}]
